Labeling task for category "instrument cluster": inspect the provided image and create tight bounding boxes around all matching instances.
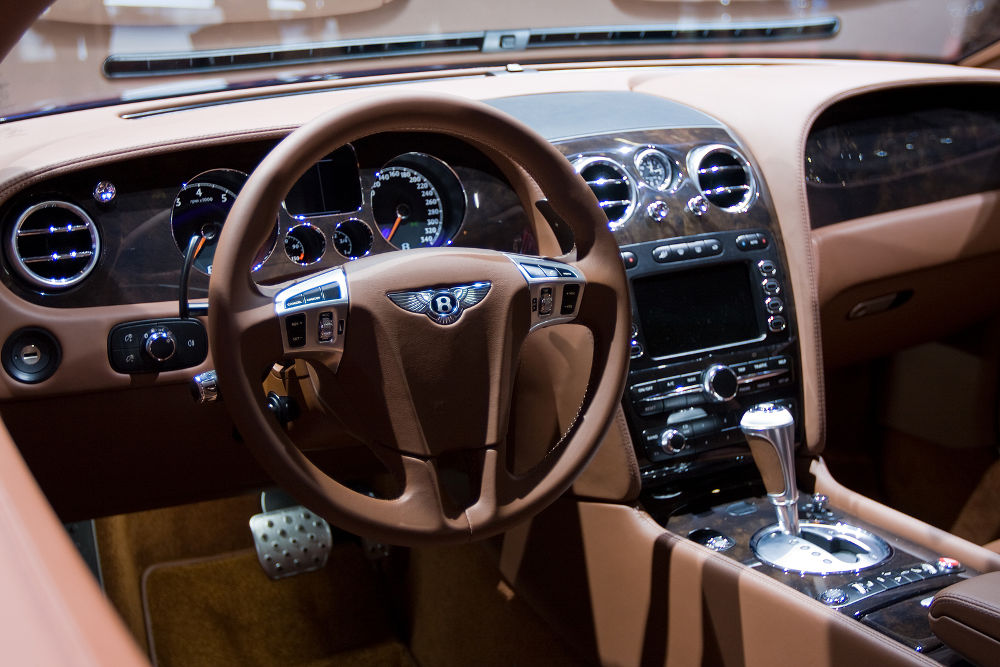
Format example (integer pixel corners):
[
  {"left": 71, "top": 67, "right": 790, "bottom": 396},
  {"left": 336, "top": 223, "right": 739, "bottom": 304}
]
[{"left": 169, "top": 145, "right": 476, "bottom": 281}]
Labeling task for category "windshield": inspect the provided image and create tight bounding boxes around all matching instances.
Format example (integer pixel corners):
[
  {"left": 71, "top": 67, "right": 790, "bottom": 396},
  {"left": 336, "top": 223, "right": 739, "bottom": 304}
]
[{"left": 2, "top": 0, "right": 998, "bottom": 121}]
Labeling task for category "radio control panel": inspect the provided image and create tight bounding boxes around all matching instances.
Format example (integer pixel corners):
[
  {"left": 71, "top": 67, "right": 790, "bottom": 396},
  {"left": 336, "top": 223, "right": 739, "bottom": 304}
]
[{"left": 620, "top": 230, "right": 801, "bottom": 486}]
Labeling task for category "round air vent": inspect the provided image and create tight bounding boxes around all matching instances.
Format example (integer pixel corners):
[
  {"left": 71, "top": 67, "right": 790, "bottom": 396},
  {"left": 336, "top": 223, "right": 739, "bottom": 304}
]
[
  {"left": 688, "top": 145, "right": 756, "bottom": 211},
  {"left": 573, "top": 156, "right": 636, "bottom": 230},
  {"left": 5, "top": 201, "right": 100, "bottom": 290}
]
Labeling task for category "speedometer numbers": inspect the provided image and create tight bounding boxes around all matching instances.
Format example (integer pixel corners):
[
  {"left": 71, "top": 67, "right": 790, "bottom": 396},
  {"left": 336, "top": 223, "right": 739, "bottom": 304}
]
[
  {"left": 170, "top": 169, "right": 278, "bottom": 274},
  {"left": 371, "top": 153, "right": 466, "bottom": 250}
]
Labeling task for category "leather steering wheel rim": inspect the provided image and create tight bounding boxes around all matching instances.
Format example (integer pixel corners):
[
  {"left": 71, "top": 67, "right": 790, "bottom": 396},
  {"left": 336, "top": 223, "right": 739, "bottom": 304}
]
[{"left": 209, "top": 93, "right": 631, "bottom": 546}]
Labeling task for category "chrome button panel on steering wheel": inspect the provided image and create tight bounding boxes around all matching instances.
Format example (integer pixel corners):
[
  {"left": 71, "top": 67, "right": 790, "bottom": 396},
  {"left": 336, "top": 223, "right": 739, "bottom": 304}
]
[
  {"left": 273, "top": 267, "right": 349, "bottom": 363},
  {"left": 505, "top": 253, "right": 585, "bottom": 331}
]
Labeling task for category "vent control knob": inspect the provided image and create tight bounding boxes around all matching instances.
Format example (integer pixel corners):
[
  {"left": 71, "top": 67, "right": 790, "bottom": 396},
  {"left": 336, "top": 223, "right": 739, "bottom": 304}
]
[
  {"left": 703, "top": 364, "right": 738, "bottom": 402},
  {"left": 145, "top": 328, "right": 177, "bottom": 362}
]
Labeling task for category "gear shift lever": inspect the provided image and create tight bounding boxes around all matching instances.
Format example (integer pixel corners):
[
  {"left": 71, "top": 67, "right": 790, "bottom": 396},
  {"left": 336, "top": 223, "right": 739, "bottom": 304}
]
[{"left": 740, "top": 403, "right": 799, "bottom": 536}]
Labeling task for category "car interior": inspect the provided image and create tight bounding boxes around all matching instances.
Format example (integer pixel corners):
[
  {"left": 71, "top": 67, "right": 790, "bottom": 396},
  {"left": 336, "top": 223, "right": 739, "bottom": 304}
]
[{"left": 3, "top": 1, "right": 1000, "bottom": 665}]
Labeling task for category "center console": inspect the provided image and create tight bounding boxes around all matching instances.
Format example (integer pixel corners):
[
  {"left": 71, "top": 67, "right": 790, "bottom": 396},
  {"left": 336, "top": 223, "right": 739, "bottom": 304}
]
[
  {"left": 620, "top": 228, "right": 800, "bottom": 488},
  {"left": 619, "top": 220, "right": 973, "bottom": 664}
]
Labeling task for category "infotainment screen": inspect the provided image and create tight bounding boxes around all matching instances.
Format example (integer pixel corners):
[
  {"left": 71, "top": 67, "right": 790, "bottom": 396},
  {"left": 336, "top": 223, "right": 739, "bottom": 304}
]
[{"left": 633, "top": 262, "right": 762, "bottom": 358}]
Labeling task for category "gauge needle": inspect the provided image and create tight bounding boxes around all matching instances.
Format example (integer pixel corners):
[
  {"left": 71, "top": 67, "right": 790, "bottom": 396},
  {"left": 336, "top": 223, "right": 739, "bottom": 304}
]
[{"left": 387, "top": 214, "right": 403, "bottom": 241}]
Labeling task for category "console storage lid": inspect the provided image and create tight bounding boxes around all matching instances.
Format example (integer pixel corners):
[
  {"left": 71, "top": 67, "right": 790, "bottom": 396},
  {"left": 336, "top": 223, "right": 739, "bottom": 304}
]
[{"left": 929, "top": 571, "right": 1000, "bottom": 666}]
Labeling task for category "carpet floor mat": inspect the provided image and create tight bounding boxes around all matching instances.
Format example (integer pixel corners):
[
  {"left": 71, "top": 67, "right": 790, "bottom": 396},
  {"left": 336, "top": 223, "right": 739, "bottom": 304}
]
[{"left": 142, "top": 546, "right": 415, "bottom": 667}]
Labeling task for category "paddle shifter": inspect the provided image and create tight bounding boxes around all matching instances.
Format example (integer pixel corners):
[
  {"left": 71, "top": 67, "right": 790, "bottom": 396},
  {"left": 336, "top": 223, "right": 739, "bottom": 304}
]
[{"left": 740, "top": 403, "right": 799, "bottom": 535}]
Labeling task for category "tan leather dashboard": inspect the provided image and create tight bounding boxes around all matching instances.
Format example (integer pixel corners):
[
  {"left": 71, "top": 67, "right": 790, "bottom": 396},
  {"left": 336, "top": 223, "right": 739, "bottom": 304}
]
[{"left": 2, "top": 59, "right": 1000, "bottom": 509}]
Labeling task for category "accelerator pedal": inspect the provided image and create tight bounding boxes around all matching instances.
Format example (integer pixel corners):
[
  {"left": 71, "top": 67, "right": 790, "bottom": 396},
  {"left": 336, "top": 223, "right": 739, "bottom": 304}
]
[{"left": 249, "top": 505, "right": 332, "bottom": 580}]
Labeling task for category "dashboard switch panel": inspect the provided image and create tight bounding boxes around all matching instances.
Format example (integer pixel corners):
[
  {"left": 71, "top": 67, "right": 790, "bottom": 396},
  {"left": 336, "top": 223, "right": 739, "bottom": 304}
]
[{"left": 108, "top": 318, "right": 207, "bottom": 374}]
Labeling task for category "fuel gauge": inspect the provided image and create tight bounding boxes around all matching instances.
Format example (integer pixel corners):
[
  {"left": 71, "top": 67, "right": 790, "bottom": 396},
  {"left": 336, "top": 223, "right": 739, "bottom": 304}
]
[{"left": 284, "top": 224, "right": 325, "bottom": 265}]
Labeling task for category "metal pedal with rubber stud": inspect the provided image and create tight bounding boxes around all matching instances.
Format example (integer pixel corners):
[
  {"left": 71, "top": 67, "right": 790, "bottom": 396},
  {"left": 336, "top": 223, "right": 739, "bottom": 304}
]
[{"left": 249, "top": 506, "right": 332, "bottom": 580}]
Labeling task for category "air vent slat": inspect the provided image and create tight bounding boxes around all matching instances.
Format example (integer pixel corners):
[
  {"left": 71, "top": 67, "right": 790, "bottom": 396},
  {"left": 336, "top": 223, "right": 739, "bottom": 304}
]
[
  {"left": 22, "top": 251, "right": 94, "bottom": 264},
  {"left": 6, "top": 201, "right": 100, "bottom": 290},
  {"left": 574, "top": 157, "right": 636, "bottom": 230},
  {"left": 688, "top": 146, "right": 756, "bottom": 212},
  {"left": 16, "top": 224, "right": 91, "bottom": 237}
]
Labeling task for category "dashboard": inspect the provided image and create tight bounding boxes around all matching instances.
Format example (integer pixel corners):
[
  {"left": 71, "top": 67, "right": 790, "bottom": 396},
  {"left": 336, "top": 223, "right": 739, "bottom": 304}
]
[
  {"left": 0, "top": 133, "right": 535, "bottom": 310},
  {"left": 0, "top": 61, "right": 998, "bottom": 510},
  {"left": 3, "top": 58, "right": 1000, "bottom": 666}
]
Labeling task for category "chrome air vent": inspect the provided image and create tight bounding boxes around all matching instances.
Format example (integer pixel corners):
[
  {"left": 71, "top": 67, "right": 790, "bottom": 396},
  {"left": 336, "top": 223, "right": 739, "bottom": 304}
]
[
  {"left": 688, "top": 145, "right": 756, "bottom": 212},
  {"left": 6, "top": 201, "right": 100, "bottom": 290},
  {"left": 574, "top": 157, "right": 636, "bottom": 230}
]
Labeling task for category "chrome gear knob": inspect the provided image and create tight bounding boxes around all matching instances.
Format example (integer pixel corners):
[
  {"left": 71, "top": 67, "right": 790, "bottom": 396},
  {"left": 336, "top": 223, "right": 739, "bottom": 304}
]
[{"left": 740, "top": 403, "right": 799, "bottom": 535}]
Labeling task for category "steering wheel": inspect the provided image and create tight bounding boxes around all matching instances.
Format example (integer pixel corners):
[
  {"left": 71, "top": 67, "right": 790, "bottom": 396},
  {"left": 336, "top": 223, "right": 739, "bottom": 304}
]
[{"left": 209, "top": 93, "right": 630, "bottom": 546}]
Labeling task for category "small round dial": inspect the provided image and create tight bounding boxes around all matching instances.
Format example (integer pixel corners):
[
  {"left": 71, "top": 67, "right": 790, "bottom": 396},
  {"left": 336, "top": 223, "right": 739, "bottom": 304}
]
[
  {"left": 371, "top": 153, "right": 465, "bottom": 250},
  {"left": 284, "top": 224, "right": 326, "bottom": 265},
  {"left": 170, "top": 169, "right": 278, "bottom": 274},
  {"left": 332, "top": 219, "right": 373, "bottom": 259},
  {"left": 634, "top": 148, "right": 673, "bottom": 191}
]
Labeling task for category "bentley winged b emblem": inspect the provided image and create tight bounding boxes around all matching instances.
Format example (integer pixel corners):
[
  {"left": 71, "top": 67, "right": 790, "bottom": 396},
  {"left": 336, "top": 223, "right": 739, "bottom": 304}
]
[{"left": 387, "top": 281, "right": 491, "bottom": 325}]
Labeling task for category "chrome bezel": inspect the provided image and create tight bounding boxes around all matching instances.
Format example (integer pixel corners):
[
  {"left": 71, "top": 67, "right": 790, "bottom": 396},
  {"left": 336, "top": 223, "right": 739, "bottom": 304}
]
[
  {"left": 6, "top": 200, "right": 101, "bottom": 290},
  {"left": 572, "top": 155, "right": 637, "bottom": 231},
  {"left": 372, "top": 152, "right": 467, "bottom": 250},
  {"left": 686, "top": 144, "right": 757, "bottom": 213},
  {"left": 332, "top": 218, "right": 374, "bottom": 260},
  {"left": 633, "top": 147, "right": 674, "bottom": 192},
  {"left": 284, "top": 222, "right": 326, "bottom": 266}
]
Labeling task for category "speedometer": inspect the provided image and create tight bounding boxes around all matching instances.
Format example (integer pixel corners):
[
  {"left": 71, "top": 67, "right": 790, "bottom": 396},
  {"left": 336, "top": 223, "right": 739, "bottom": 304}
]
[
  {"left": 372, "top": 166, "right": 444, "bottom": 250},
  {"left": 371, "top": 153, "right": 466, "bottom": 250}
]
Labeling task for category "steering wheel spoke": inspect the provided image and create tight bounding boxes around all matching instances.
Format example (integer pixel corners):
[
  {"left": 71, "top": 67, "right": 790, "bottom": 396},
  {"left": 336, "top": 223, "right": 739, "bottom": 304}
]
[
  {"left": 272, "top": 267, "right": 350, "bottom": 370},
  {"left": 504, "top": 253, "right": 586, "bottom": 331}
]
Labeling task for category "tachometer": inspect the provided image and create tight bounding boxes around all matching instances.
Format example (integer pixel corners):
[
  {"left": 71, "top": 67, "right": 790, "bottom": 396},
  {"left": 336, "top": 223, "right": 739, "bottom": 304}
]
[
  {"left": 170, "top": 169, "right": 278, "bottom": 274},
  {"left": 371, "top": 153, "right": 465, "bottom": 250}
]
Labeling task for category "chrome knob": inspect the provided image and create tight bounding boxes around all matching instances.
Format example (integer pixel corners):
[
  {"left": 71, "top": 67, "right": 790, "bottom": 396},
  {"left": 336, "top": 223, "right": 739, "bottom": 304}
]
[
  {"left": 145, "top": 329, "right": 176, "bottom": 362},
  {"left": 740, "top": 403, "right": 799, "bottom": 536},
  {"left": 191, "top": 370, "right": 219, "bottom": 404},
  {"left": 703, "top": 364, "right": 738, "bottom": 402},
  {"left": 659, "top": 429, "right": 687, "bottom": 454}
]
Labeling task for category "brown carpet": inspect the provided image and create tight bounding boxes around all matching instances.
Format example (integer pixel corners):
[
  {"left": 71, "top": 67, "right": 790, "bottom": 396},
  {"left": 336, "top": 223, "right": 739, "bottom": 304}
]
[
  {"left": 142, "top": 547, "right": 415, "bottom": 667},
  {"left": 96, "top": 493, "right": 264, "bottom": 654},
  {"left": 406, "top": 545, "right": 586, "bottom": 667}
]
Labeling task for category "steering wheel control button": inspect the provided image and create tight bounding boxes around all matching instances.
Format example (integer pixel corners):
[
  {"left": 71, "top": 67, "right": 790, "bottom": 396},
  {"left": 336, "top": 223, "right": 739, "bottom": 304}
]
[
  {"left": 144, "top": 328, "right": 177, "bottom": 362},
  {"left": 3, "top": 328, "right": 61, "bottom": 384},
  {"left": 108, "top": 318, "right": 207, "bottom": 374},
  {"left": 285, "top": 314, "right": 306, "bottom": 348},
  {"left": 317, "top": 312, "right": 335, "bottom": 343},
  {"left": 560, "top": 284, "right": 581, "bottom": 315},
  {"left": 539, "top": 287, "right": 554, "bottom": 315}
]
